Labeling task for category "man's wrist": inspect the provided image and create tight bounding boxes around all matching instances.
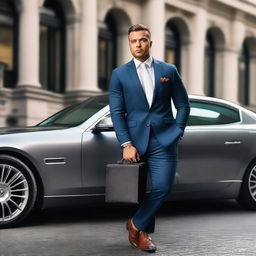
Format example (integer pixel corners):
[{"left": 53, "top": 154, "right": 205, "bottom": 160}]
[
  {"left": 122, "top": 142, "right": 132, "bottom": 148},
  {"left": 124, "top": 143, "right": 132, "bottom": 148}
]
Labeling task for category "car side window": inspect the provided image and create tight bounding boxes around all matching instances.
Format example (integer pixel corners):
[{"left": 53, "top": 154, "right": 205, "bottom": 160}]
[{"left": 187, "top": 101, "right": 240, "bottom": 126}]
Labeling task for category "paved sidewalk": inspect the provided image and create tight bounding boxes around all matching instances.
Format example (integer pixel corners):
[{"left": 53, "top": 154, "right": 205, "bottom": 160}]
[{"left": 1, "top": 200, "right": 256, "bottom": 256}]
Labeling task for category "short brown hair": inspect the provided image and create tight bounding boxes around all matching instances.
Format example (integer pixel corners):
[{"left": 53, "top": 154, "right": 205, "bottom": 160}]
[{"left": 128, "top": 24, "right": 151, "bottom": 37}]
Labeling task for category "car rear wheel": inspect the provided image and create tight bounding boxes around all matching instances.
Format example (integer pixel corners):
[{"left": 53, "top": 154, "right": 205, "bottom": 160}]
[
  {"left": 237, "top": 161, "right": 256, "bottom": 210},
  {"left": 0, "top": 155, "right": 37, "bottom": 228}
]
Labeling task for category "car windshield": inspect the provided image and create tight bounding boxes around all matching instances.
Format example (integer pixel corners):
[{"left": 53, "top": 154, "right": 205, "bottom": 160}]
[{"left": 37, "top": 94, "right": 109, "bottom": 127}]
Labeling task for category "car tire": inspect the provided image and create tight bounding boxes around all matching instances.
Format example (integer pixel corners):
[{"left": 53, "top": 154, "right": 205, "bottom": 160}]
[
  {"left": 0, "top": 155, "right": 37, "bottom": 228},
  {"left": 237, "top": 161, "right": 256, "bottom": 210}
]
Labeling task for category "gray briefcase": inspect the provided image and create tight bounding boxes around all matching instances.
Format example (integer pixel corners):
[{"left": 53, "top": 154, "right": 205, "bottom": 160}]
[{"left": 105, "top": 161, "right": 147, "bottom": 204}]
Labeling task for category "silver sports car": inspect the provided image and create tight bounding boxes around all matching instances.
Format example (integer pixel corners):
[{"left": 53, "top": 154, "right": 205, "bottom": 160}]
[{"left": 1, "top": 94, "right": 256, "bottom": 228}]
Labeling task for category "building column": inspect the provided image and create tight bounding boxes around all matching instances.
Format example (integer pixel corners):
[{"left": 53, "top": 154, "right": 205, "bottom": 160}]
[
  {"left": 17, "top": 0, "right": 40, "bottom": 87},
  {"left": 76, "top": 0, "right": 100, "bottom": 92},
  {"left": 222, "top": 16, "right": 245, "bottom": 104},
  {"left": 65, "top": 18, "right": 80, "bottom": 92},
  {"left": 187, "top": 6, "right": 207, "bottom": 95},
  {"left": 143, "top": 0, "right": 165, "bottom": 61}
]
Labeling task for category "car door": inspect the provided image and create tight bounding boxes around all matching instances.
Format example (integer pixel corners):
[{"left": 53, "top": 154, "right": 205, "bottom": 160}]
[
  {"left": 81, "top": 114, "right": 121, "bottom": 195},
  {"left": 175, "top": 99, "right": 248, "bottom": 192}
]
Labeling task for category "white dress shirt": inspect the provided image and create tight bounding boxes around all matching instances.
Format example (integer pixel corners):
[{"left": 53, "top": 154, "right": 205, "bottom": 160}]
[{"left": 134, "top": 56, "right": 155, "bottom": 101}]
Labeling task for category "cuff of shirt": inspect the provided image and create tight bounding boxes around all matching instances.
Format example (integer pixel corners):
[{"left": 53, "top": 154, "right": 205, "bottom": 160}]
[{"left": 121, "top": 141, "right": 132, "bottom": 147}]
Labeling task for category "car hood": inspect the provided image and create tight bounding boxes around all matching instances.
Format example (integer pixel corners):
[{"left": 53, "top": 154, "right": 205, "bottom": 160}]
[{"left": 0, "top": 126, "right": 67, "bottom": 135}]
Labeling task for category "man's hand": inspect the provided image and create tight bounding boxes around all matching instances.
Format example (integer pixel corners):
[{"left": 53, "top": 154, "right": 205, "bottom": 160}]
[{"left": 123, "top": 144, "right": 140, "bottom": 163}]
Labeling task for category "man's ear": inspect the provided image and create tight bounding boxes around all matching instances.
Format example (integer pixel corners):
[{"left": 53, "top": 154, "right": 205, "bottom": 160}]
[{"left": 150, "top": 41, "right": 153, "bottom": 48}]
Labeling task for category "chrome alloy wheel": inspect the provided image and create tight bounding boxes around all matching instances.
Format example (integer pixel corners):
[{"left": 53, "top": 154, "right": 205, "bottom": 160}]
[
  {"left": 0, "top": 164, "right": 29, "bottom": 222},
  {"left": 248, "top": 165, "right": 256, "bottom": 202}
]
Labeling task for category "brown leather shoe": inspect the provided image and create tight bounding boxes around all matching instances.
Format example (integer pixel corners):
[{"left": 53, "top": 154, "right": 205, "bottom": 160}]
[
  {"left": 126, "top": 218, "right": 139, "bottom": 248},
  {"left": 138, "top": 231, "right": 157, "bottom": 253}
]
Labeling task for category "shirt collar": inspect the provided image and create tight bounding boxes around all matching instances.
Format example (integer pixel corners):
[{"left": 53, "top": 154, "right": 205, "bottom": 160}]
[{"left": 133, "top": 56, "right": 153, "bottom": 69}]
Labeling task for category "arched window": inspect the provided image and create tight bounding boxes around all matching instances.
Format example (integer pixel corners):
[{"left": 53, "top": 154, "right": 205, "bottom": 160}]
[
  {"left": 40, "top": 0, "right": 65, "bottom": 93},
  {"left": 238, "top": 41, "right": 249, "bottom": 106},
  {"left": 204, "top": 32, "right": 215, "bottom": 97},
  {"left": 98, "top": 13, "right": 117, "bottom": 91},
  {"left": 0, "top": 0, "right": 17, "bottom": 88},
  {"left": 165, "top": 21, "right": 181, "bottom": 70}
]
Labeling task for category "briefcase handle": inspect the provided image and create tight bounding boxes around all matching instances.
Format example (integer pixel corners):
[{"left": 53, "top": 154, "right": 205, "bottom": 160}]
[{"left": 117, "top": 158, "right": 143, "bottom": 164}]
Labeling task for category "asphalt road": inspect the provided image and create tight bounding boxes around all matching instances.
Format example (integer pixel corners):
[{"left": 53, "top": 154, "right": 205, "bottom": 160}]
[{"left": 1, "top": 199, "right": 256, "bottom": 256}]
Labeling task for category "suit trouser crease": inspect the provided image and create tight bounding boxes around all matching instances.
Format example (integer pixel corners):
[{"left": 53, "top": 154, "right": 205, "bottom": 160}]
[{"left": 133, "top": 127, "right": 178, "bottom": 233}]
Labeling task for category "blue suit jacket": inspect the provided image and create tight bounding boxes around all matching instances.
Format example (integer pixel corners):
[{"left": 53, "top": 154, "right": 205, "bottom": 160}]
[{"left": 109, "top": 58, "right": 190, "bottom": 156}]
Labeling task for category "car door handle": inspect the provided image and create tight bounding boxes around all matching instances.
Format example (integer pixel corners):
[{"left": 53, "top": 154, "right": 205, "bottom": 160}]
[{"left": 224, "top": 141, "right": 241, "bottom": 145}]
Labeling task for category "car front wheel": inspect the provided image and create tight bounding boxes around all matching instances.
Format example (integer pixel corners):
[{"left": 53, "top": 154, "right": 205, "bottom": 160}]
[
  {"left": 0, "top": 155, "right": 37, "bottom": 228},
  {"left": 237, "top": 161, "right": 256, "bottom": 210}
]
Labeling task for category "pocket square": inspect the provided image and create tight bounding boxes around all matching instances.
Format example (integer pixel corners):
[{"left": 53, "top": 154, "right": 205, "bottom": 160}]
[{"left": 160, "top": 77, "right": 170, "bottom": 82}]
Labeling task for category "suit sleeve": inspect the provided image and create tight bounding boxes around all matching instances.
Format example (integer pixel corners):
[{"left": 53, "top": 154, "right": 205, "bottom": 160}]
[
  {"left": 171, "top": 65, "right": 190, "bottom": 134},
  {"left": 109, "top": 69, "right": 132, "bottom": 146}
]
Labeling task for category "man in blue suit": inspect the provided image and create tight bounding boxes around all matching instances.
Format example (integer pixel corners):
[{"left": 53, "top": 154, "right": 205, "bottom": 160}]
[{"left": 109, "top": 24, "right": 190, "bottom": 253}]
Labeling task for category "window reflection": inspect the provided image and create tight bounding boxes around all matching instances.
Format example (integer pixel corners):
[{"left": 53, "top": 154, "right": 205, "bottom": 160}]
[
  {"left": 98, "top": 13, "right": 117, "bottom": 91},
  {"left": 238, "top": 41, "right": 249, "bottom": 106},
  {"left": 40, "top": 0, "right": 65, "bottom": 93},
  {"left": 39, "top": 25, "right": 48, "bottom": 90},
  {"left": 165, "top": 21, "right": 181, "bottom": 70},
  {"left": 0, "top": 0, "right": 16, "bottom": 88},
  {"left": 204, "top": 32, "right": 215, "bottom": 97},
  {"left": 187, "top": 101, "right": 240, "bottom": 126},
  {"left": 165, "top": 49, "right": 175, "bottom": 65},
  {"left": 0, "top": 26, "right": 13, "bottom": 70}
]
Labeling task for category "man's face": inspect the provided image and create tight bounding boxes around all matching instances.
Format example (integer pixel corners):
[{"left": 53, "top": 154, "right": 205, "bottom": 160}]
[{"left": 128, "top": 30, "right": 152, "bottom": 61}]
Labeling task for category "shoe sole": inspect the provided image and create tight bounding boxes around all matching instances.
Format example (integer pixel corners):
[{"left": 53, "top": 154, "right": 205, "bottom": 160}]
[{"left": 142, "top": 248, "right": 156, "bottom": 253}]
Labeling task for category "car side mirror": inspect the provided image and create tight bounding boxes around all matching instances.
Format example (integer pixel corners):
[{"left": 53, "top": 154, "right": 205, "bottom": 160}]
[{"left": 93, "top": 116, "right": 114, "bottom": 132}]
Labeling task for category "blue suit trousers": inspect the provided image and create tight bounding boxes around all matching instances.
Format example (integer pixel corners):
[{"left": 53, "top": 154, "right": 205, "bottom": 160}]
[{"left": 133, "top": 127, "right": 178, "bottom": 233}]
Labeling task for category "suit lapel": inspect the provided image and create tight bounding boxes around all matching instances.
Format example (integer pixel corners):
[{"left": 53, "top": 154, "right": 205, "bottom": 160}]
[{"left": 151, "top": 58, "right": 162, "bottom": 107}]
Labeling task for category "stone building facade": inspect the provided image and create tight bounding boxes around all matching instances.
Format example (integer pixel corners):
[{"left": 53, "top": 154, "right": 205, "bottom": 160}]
[{"left": 0, "top": 0, "right": 256, "bottom": 127}]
